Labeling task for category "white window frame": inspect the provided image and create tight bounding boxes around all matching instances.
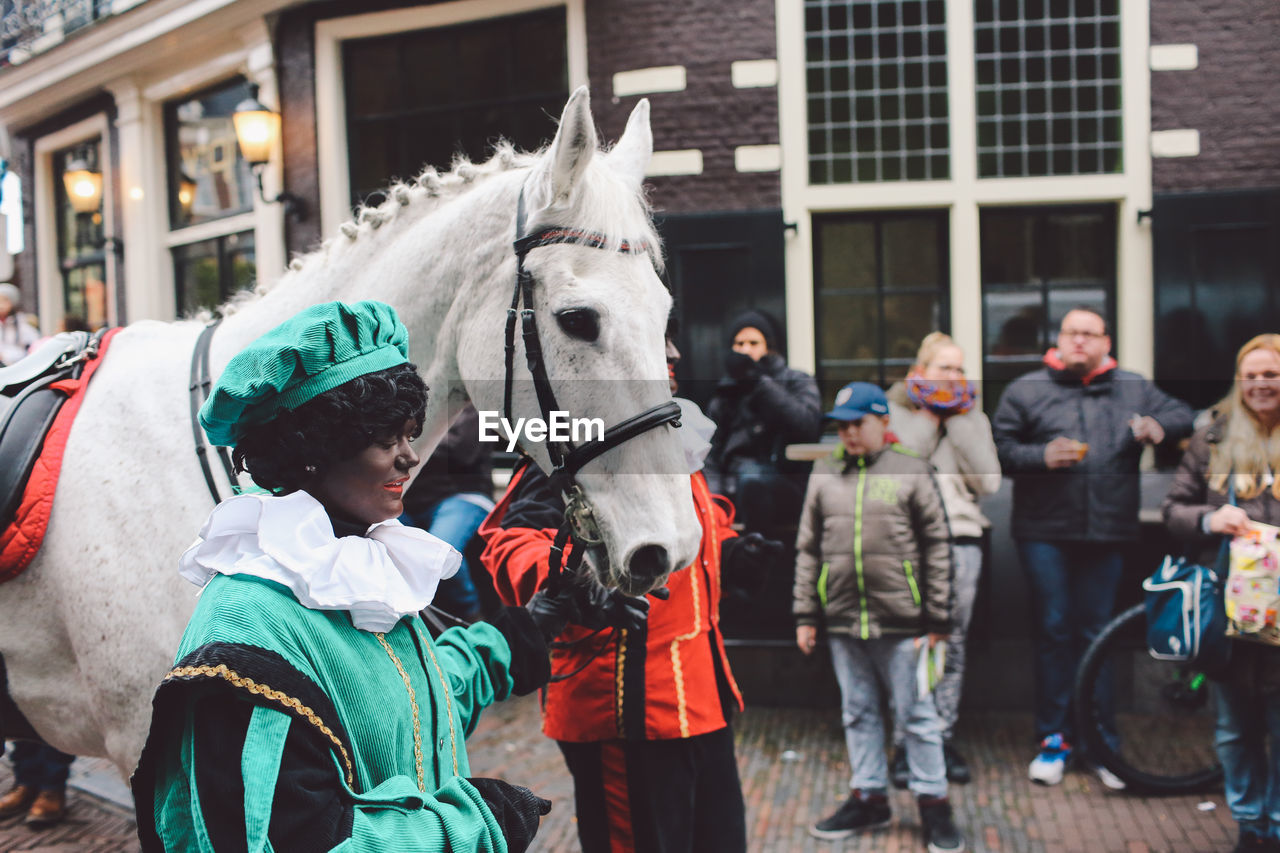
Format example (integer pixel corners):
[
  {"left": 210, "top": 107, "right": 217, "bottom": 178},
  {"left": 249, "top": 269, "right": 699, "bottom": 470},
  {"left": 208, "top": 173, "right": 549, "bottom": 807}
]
[
  {"left": 776, "top": 0, "right": 1153, "bottom": 378},
  {"left": 314, "top": 0, "right": 588, "bottom": 239},
  {"left": 33, "top": 114, "right": 117, "bottom": 333}
]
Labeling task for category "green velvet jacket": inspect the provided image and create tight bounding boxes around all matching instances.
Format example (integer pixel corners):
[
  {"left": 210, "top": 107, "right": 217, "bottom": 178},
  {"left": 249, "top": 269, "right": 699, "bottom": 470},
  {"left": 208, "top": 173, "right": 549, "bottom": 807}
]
[{"left": 132, "top": 573, "right": 518, "bottom": 852}]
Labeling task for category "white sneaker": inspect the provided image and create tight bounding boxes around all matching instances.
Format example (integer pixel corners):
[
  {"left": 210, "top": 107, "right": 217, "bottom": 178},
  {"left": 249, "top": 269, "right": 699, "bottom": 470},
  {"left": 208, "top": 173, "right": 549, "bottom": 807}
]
[
  {"left": 1091, "top": 763, "right": 1126, "bottom": 791},
  {"left": 1028, "top": 734, "right": 1071, "bottom": 786}
]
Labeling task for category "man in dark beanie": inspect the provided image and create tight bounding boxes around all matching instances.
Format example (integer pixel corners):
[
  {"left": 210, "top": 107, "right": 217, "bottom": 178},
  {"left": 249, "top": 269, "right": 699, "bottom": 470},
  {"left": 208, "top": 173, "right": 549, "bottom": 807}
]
[{"left": 704, "top": 310, "right": 822, "bottom": 535}]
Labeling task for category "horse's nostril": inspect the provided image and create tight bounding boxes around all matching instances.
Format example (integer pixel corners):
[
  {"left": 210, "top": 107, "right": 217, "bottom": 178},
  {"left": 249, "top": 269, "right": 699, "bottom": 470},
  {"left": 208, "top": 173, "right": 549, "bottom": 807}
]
[{"left": 628, "top": 544, "right": 670, "bottom": 585}]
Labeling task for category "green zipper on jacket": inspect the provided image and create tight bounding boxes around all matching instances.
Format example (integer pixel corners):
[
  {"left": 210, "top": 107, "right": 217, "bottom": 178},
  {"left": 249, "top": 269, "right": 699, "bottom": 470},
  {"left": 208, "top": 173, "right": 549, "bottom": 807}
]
[
  {"left": 855, "top": 458, "right": 869, "bottom": 639},
  {"left": 817, "top": 562, "right": 830, "bottom": 607},
  {"left": 902, "top": 559, "right": 921, "bottom": 606}
]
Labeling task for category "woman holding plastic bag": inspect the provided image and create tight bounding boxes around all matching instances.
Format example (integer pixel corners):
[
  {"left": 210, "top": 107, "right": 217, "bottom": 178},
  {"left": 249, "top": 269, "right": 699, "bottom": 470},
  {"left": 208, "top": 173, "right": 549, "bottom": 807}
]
[{"left": 1162, "top": 333, "right": 1280, "bottom": 853}]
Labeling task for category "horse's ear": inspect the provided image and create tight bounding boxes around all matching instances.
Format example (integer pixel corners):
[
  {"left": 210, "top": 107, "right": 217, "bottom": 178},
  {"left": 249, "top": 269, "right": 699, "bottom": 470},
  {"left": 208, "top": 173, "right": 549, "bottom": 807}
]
[
  {"left": 543, "top": 86, "right": 598, "bottom": 205},
  {"left": 605, "top": 98, "right": 652, "bottom": 190}
]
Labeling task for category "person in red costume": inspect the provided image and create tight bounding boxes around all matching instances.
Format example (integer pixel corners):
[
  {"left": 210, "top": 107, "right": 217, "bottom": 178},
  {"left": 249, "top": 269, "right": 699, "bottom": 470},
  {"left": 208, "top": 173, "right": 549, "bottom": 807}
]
[{"left": 478, "top": 328, "right": 781, "bottom": 853}]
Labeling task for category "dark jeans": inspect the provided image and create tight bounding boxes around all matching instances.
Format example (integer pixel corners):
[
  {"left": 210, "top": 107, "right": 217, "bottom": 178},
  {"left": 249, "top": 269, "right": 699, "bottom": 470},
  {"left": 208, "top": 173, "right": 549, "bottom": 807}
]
[
  {"left": 1017, "top": 540, "right": 1124, "bottom": 748},
  {"left": 10, "top": 741, "right": 74, "bottom": 791},
  {"left": 1214, "top": 681, "right": 1280, "bottom": 839},
  {"left": 558, "top": 727, "right": 746, "bottom": 853}
]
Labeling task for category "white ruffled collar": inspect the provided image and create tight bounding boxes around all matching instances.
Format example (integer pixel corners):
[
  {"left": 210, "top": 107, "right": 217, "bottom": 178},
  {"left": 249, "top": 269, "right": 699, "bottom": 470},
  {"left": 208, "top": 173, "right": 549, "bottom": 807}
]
[{"left": 179, "top": 490, "right": 460, "bottom": 632}]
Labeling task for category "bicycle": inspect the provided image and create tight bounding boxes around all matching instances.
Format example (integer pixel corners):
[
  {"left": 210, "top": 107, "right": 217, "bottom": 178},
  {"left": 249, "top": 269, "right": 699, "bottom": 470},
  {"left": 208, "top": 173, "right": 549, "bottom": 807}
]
[{"left": 1072, "top": 602, "right": 1224, "bottom": 794}]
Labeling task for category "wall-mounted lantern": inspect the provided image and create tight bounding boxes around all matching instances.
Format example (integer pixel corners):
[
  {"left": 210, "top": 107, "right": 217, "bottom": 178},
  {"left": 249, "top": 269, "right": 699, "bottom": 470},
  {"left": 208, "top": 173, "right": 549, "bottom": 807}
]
[{"left": 232, "top": 85, "right": 306, "bottom": 220}]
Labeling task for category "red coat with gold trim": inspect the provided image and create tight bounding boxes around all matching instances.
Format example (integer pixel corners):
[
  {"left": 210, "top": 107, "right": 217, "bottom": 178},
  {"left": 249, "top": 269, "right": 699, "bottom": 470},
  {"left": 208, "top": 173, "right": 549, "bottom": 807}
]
[{"left": 478, "top": 464, "right": 744, "bottom": 742}]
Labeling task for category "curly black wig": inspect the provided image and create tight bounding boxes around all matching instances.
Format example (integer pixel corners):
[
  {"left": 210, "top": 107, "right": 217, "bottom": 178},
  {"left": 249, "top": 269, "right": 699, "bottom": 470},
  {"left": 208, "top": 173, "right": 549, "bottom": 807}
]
[{"left": 232, "top": 363, "right": 428, "bottom": 494}]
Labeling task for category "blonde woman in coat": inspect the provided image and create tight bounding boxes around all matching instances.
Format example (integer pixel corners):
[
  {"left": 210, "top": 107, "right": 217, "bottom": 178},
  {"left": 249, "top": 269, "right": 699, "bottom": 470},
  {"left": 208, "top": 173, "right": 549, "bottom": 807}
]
[{"left": 887, "top": 332, "right": 1001, "bottom": 786}]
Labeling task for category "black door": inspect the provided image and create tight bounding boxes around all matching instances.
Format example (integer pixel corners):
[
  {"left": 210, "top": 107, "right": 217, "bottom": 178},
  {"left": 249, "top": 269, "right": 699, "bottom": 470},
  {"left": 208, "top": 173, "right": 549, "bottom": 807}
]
[
  {"left": 1153, "top": 189, "right": 1280, "bottom": 411},
  {"left": 654, "top": 210, "right": 788, "bottom": 410}
]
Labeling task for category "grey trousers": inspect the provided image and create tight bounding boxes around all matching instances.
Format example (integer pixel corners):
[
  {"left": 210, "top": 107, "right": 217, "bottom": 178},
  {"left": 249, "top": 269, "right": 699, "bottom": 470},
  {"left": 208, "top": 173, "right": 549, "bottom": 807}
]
[{"left": 828, "top": 634, "right": 948, "bottom": 798}]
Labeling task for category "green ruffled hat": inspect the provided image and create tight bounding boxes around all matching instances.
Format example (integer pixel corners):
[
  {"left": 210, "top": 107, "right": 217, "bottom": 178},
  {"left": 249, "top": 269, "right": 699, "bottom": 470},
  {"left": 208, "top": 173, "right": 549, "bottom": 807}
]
[{"left": 200, "top": 300, "right": 409, "bottom": 447}]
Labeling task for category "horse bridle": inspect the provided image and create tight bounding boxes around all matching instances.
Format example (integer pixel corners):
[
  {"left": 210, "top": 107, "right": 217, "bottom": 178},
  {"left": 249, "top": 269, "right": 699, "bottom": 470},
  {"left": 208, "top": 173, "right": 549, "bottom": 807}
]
[{"left": 504, "top": 185, "right": 683, "bottom": 591}]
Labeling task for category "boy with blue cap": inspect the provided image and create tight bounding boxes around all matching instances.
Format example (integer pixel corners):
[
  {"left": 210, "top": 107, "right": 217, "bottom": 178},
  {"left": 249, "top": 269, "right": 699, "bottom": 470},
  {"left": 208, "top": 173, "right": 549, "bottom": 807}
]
[{"left": 793, "top": 382, "right": 964, "bottom": 852}]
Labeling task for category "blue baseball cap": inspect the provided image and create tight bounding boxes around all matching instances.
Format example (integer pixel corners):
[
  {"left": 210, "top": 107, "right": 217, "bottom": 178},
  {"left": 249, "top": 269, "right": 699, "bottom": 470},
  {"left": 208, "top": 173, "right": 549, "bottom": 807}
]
[{"left": 826, "top": 382, "right": 889, "bottom": 421}]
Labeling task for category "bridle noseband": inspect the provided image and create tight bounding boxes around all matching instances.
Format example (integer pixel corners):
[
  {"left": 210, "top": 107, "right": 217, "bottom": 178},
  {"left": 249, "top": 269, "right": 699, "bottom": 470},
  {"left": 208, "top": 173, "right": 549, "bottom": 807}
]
[{"left": 503, "top": 186, "right": 682, "bottom": 589}]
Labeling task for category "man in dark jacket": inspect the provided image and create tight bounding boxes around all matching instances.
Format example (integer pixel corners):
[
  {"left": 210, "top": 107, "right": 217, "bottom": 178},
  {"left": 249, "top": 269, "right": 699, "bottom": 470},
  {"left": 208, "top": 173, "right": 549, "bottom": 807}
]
[
  {"left": 704, "top": 310, "right": 822, "bottom": 534},
  {"left": 992, "top": 306, "right": 1194, "bottom": 788}
]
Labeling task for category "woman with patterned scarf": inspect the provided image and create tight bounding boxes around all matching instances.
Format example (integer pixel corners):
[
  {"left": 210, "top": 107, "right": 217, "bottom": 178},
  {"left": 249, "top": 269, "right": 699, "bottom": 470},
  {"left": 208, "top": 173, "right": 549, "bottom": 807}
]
[{"left": 885, "top": 332, "right": 1002, "bottom": 787}]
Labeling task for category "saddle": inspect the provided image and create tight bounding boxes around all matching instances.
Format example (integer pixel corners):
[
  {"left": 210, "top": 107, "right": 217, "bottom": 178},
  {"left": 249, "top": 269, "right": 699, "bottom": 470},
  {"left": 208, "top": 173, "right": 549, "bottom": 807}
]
[{"left": 0, "top": 331, "right": 98, "bottom": 530}]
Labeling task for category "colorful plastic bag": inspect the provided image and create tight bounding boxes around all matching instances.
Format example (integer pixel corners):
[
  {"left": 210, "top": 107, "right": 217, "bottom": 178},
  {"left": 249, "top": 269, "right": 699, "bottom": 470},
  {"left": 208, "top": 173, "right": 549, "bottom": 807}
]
[{"left": 1225, "top": 521, "right": 1280, "bottom": 646}]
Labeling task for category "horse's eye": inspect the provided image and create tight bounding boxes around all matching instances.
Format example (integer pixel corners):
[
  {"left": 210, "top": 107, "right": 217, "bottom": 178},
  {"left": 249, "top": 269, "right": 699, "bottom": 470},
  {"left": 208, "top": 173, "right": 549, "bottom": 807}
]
[{"left": 555, "top": 308, "right": 600, "bottom": 343}]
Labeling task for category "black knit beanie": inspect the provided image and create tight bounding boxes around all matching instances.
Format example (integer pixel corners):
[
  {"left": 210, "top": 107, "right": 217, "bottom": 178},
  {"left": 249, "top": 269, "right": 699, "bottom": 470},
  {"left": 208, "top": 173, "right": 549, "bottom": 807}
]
[{"left": 728, "top": 310, "right": 779, "bottom": 351}]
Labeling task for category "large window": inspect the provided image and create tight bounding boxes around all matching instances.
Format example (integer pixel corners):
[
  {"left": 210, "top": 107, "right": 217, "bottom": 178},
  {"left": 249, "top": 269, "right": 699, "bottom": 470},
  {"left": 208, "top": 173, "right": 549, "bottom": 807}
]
[
  {"left": 342, "top": 6, "right": 568, "bottom": 206},
  {"left": 165, "top": 78, "right": 256, "bottom": 229},
  {"left": 805, "top": 0, "right": 950, "bottom": 184},
  {"left": 974, "top": 0, "right": 1122, "bottom": 178},
  {"left": 165, "top": 77, "right": 257, "bottom": 316},
  {"left": 813, "top": 210, "right": 949, "bottom": 398},
  {"left": 52, "top": 140, "right": 108, "bottom": 328},
  {"left": 980, "top": 204, "right": 1116, "bottom": 410}
]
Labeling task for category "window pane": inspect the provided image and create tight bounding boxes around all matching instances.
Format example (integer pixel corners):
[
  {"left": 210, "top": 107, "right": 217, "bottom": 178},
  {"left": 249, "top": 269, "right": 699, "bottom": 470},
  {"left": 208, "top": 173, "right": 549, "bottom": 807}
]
[
  {"left": 63, "top": 264, "right": 108, "bottom": 330},
  {"left": 980, "top": 205, "right": 1117, "bottom": 413},
  {"left": 166, "top": 78, "right": 256, "bottom": 229},
  {"left": 974, "top": 2, "right": 1123, "bottom": 177},
  {"left": 817, "top": 219, "right": 876, "bottom": 289},
  {"left": 814, "top": 211, "right": 950, "bottom": 389},
  {"left": 343, "top": 7, "right": 568, "bottom": 206},
  {"left": 806, "top": 0, "right": 950, "bottom": 184},
  {"left": 173, "top": 231, "right": 256, "bottom": 317},
  {"left": 882, "top": 218, "right": 941, "bottom": 287}
]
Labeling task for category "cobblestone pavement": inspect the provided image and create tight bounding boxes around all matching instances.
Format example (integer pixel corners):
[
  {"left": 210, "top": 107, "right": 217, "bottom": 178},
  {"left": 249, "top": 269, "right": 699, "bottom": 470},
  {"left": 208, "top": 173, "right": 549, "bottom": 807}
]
[{"left": 1, "top": 695, "right": 1237, "bottom": 852}]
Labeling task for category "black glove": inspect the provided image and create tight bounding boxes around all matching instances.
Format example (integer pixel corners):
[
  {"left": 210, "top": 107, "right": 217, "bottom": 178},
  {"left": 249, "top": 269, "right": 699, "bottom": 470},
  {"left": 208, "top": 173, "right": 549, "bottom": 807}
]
[
  {"left": 467, "top": 777, "right": 551, "bottom": 853},
  {"left": 721, "top": 532, "right": 785, "bottom": 598},
  {"left": 724, "top": 350, "right": 762, "bottom": 383},
  {"left": 526, "top": 581, "right": 651, "bottom": 641},
  {"left": 526, "top": 584, "right": 579, "bottom": 643},
  {"left": 571, "top": 582, "right": 651, "bottom": 633}
]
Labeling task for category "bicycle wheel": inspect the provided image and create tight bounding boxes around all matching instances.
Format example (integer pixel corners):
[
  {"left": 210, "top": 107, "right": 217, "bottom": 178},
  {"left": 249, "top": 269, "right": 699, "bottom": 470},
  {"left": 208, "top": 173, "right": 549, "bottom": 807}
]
[{"left": 1073, "top": 603, "right": 1223, "bottom": 794}]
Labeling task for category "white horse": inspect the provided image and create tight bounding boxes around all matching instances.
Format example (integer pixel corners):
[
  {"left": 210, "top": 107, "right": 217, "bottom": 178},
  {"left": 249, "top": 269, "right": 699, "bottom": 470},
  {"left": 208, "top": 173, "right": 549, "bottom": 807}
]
[{"left": 0, "top": 87, "right": 701, "bottom": 780}]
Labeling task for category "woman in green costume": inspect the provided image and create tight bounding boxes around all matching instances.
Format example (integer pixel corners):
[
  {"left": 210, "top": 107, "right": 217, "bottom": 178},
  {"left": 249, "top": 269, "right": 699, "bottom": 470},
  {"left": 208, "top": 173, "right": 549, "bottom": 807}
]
[{"left": 132, "top": 300, "right": 596, "bottom": 852}]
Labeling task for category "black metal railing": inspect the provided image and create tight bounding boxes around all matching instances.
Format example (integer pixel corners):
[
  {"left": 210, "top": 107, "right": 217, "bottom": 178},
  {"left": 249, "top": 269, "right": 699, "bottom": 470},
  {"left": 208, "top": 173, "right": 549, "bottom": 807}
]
[{"left": 1, "top": 0, "right": 135, "bottom": 69}]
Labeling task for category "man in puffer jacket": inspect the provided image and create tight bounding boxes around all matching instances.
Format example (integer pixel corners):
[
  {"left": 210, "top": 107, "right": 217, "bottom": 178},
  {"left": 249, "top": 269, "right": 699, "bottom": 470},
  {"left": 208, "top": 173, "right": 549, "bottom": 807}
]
[
  {"left": 794, "top": 382, "right": 963, "bottom": 853},
  {"left": 992, "top": 306, "right": 1193, "bottom": 789}
]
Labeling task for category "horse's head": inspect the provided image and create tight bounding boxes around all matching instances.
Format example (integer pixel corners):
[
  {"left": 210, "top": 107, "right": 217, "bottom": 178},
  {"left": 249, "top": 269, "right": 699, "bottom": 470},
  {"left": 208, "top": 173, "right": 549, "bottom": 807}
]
[{"left": 460, "top": 88, "right": 700, "bottom": 595}]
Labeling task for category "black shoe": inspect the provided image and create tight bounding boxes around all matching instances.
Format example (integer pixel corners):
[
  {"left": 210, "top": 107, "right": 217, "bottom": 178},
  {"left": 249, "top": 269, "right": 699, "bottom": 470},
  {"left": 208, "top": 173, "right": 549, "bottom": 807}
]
[
  {"left": 944, "top": 741, "right": 971, "bottom": 784},
  {"left": 1233, "top": 829, "right": 1275, "bottom": 852},
  {"left": 890, "top": 745, "right": 910, "bottom": 790},
  {"left": 918, "top": 796, "right": 965, "bottom": 853},
  {"left": 809, "top": 790, "right": 891, "bottom": 840}
]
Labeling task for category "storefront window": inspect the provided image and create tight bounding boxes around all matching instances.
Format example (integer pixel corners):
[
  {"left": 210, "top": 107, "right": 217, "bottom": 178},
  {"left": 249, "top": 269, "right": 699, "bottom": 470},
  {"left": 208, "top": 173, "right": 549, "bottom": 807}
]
[
  {"left": 52, "top": 140, "right": 108, "bottom": 328},
  {"left": 165, "top": 78, "right": 256, "bottom": 229}
]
